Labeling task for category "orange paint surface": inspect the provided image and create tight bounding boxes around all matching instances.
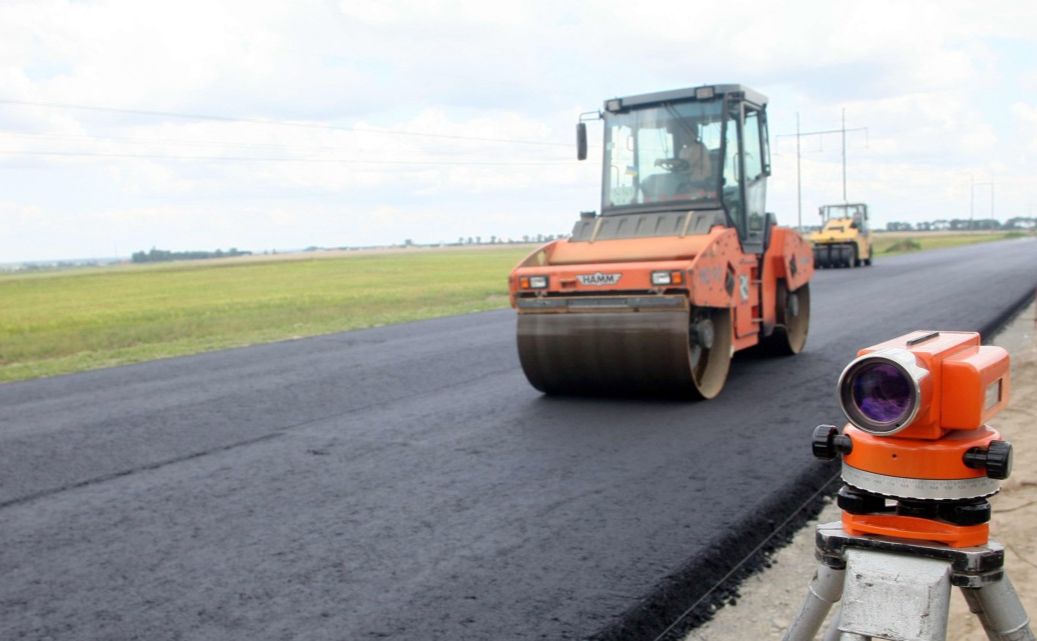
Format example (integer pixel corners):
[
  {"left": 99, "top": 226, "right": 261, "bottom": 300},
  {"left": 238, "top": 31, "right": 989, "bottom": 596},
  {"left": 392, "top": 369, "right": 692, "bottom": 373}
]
[{"left": 843, "top": 512, "right": 989, "bottom": 548}]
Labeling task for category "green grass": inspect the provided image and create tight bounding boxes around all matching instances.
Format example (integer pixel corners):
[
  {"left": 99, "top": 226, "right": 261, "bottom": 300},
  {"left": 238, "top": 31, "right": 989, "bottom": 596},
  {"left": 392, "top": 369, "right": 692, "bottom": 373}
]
[
  {"left": 871, "top": 231, "right": 1031, "bottom": 256},
  {"left": 3, "top": 231, "right": 1032, "bottom": 383},
  {"left": 0, "top": 248, "right": 531, "bottom": 382},
  {"left": 881, "top": 238, "right": 923, "bottom": 254}
]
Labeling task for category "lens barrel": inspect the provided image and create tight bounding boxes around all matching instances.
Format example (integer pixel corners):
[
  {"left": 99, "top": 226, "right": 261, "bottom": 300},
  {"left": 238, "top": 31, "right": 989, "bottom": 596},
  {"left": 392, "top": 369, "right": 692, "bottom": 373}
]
[{"left": 838, "top": 349, "right": 928, "bottom": 435}]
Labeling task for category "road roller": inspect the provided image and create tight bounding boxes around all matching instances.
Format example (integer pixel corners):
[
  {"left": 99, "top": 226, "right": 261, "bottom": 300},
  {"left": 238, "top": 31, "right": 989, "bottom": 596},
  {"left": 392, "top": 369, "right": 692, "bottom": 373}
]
[
  {"left": 509, "top": 84, "right": 815, "bottom": 399},
  {"left": 810, "top": 203, "right": 873, "bottom": 268}
]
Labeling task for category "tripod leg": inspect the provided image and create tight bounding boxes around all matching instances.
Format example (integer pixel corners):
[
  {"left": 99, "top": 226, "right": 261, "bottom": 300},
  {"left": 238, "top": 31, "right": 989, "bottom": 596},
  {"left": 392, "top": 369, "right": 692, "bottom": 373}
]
[
  {"left": 820, "top": 605, "right": 842, "bottom": 641},
  {"left": 961, "top": 573, "right": 1035, "bottom": 641},
  {"left": 782, "top": 562, "right": 845, "bottom": 641}
]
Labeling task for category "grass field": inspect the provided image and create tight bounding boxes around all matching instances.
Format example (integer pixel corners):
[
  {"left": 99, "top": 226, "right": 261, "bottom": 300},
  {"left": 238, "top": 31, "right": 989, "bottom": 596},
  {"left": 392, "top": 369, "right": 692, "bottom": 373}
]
[
  {"left": 0, "top": 246, "right": 531, "bottom": 382},
  {"left": 1, "top": 231, "right": 1031, "bottom": 382},
  {"left": 871, "top": 230, "right": 1030, "bottom": 256}
]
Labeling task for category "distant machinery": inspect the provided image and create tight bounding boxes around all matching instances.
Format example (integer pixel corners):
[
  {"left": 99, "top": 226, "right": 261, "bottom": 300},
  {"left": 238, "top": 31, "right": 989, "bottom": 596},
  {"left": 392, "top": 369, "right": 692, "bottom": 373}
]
[{"left": 810, "top": 203, "right": 873, "bottom": 268}]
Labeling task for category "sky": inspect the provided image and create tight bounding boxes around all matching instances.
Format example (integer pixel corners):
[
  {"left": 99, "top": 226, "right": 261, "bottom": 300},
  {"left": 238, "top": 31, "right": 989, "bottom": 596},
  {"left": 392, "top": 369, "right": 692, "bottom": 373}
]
[{"left": 1, "top": 0, "right": 1036, "bottom": 262}]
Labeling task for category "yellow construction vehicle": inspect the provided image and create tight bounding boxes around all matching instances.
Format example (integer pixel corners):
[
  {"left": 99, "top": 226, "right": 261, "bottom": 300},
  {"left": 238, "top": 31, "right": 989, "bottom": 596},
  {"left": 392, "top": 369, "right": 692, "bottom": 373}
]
[{"left": 810, "top": 203, "right": 873, "bottom": 268}]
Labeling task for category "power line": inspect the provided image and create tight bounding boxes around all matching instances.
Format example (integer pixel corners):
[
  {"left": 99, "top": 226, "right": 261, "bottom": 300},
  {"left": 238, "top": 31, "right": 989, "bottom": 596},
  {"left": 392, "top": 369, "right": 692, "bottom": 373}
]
[
  {"left": 776, "top": 111, "right": 870, "bottom": 224},
  {"left": 0, "top": 148, "right": 572, "bottom": 165},
  {"left": 0, "top": 98, "right": 572, "bottom": 147},
  {"left": 1, "top": 129, "right": 352, "bottom": 154},
  {"left": 1, "top": 129, "right": 579, "bottom": 161}
]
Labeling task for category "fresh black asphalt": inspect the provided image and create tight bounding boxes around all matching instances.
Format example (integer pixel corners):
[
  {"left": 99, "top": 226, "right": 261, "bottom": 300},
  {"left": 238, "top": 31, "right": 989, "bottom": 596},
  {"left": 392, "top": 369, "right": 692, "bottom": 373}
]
[{"left": 1, "top": 239, "right": 1034, "bottom": 641}]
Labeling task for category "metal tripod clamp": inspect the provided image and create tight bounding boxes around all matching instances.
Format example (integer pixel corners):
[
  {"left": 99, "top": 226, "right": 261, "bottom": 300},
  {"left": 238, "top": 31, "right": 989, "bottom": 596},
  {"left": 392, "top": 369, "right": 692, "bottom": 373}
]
[
  {"left": 815, "top": 522, "right": 1005, "bottom": 587},
  {"left": 784, "top": 523, "right": 1033, "bottom": 641}
]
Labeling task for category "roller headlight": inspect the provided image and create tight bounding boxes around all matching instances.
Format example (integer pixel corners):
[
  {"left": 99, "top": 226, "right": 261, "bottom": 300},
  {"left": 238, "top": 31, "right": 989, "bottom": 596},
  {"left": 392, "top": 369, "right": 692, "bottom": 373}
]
[
  {"left": 519, "top": 275, "right": 548, "bottom": 289},
  {"left": 651, "top": 270, "right": 684, "bottom": 286}
]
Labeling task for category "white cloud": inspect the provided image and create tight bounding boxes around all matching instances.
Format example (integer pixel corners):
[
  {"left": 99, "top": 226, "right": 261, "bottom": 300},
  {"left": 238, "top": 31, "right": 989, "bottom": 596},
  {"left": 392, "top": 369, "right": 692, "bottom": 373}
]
[
  {"left": 1012, "top": 102, "right": 1037, "bottom": 153},
  {"left": 2, "top": 0, "right": 1037, "bottom": 259}
]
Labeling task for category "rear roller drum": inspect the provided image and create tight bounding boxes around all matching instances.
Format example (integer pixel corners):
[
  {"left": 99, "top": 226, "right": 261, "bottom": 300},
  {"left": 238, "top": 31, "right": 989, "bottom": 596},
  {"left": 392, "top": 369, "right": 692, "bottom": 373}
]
[{"left": 761, "top": 280, "right": 810, "bottom": 355}]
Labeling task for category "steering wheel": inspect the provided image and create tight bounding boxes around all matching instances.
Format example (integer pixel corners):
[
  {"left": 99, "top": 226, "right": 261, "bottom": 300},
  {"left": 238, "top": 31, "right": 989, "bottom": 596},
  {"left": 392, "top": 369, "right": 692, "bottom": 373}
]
[{"left": 654, "top": 157, "right": 690, "bottom": 172}]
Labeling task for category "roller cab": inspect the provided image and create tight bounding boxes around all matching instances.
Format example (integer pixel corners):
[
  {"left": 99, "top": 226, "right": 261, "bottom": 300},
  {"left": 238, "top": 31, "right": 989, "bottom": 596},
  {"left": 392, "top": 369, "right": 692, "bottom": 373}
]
[{"left": 509, "top": 85, "right": 814, "bottom": 399}]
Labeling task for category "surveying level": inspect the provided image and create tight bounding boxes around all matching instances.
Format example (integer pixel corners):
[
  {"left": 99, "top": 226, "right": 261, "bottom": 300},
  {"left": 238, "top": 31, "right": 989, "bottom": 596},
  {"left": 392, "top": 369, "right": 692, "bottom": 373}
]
[{"left": 784, "top": 330, "right": 1033, "bottom": 641}]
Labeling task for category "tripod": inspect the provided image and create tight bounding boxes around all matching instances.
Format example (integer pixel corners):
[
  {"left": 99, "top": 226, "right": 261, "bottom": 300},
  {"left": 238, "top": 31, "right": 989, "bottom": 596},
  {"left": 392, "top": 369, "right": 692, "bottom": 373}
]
[{"left": 783, "top": 522, "right": 1034, "bottom": 641}]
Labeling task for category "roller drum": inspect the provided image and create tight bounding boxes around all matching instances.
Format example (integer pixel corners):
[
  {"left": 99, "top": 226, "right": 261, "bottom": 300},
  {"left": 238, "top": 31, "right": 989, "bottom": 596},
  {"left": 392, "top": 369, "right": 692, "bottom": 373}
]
[{"left": 517, "top": 308, "right": 731, "bottom": 398}]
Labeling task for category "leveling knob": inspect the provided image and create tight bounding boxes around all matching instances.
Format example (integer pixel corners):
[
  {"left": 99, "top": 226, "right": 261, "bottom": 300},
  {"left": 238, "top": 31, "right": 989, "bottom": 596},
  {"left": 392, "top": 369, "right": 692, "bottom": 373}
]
[
  {"left": 812, "top": 424, "right": 853, "bottom": 460},
  {"left": 963, "top": 440, "right": 1013, "bottom": 480}
]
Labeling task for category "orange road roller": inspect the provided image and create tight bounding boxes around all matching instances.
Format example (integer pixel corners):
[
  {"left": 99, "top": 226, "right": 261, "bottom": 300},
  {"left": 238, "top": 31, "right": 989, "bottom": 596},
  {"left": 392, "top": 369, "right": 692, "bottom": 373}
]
[{"left": 509, "top": 84, "right": 815, "bottom": 398}]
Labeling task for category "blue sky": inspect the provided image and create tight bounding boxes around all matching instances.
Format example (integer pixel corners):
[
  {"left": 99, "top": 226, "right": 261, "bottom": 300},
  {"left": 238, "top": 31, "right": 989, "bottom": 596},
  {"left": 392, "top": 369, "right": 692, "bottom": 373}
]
[{"left": 1, "top": 0, "right": 1035, "bottom": 261}]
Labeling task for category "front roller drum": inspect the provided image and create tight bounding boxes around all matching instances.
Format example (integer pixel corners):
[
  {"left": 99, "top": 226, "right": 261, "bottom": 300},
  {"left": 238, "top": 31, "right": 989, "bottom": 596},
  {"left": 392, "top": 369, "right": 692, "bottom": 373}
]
[
  {"left": 517, "top": 307, "right": 732, "bottom": 399},
  {"left": 814, "top": 244, "right": 854, "bottom": 268}
]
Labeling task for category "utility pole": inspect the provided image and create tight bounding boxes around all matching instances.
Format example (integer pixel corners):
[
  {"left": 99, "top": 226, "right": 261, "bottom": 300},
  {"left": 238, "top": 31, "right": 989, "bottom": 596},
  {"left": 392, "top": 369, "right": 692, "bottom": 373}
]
[
  {"left": 841, "top": 108, "right": 847, "bottom": 202},
  {"left": 796, "top": 112, "right": 802, "bottom": 230},
  {"left": 777, "top": 112, "right": 868, "bottom": 228},
  {"left": 970, "top": 175, "right": 974, "bottom": 222},
  {"left": 970, "top": 177, "right": 995, "bottom": 229}
]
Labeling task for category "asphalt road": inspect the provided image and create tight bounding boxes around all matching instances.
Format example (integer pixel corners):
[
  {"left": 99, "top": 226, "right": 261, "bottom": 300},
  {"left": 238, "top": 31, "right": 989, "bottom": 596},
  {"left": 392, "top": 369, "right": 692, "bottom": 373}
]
[{"left": 1, "top": 239, "right": 1035, "bottom": 641}]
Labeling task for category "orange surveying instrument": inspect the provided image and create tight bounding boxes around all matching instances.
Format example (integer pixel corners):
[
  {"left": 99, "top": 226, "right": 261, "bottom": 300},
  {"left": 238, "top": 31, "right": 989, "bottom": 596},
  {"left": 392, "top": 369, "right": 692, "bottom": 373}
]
[
  {"left": 814, "top": 330, "right": 1012, "bottom": 547},
  {"left": 783, "top": 330, "right": 1033, "bottom": 641}
]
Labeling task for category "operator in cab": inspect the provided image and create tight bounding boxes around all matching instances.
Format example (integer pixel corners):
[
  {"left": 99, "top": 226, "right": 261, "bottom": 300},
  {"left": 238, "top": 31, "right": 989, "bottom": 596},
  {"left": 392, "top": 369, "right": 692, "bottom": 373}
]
[{"left": 677, "top": 125, "right": 713, "bottom": 187}]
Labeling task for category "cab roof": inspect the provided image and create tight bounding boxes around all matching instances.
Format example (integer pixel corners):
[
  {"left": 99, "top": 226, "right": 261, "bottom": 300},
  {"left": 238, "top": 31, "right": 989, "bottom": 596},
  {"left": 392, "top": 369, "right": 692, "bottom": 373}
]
[{"left": 605, "top": 84, "right": 768, "bottom": 112}]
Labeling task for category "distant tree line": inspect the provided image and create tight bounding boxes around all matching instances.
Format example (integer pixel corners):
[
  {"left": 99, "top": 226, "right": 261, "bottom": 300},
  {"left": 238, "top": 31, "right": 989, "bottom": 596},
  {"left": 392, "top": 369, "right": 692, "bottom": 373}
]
[
  {"left": 131, "top": 247, "right": 252, "bottom": 263},
  {"left": 9, "top": 260, "right": 108, "bottom": 272},
  {"left": 885, "top": 217, "right": 1036, "bottom": 232},
  {"left": 449, "top": 234, "right": 564, "bottom": 246}
]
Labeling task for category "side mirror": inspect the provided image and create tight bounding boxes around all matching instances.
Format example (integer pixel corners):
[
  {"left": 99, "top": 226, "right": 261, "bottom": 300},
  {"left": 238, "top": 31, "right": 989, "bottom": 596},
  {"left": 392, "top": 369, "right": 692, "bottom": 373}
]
[{"left": 576, "top": 122, "right": 587, "bottom": 161}]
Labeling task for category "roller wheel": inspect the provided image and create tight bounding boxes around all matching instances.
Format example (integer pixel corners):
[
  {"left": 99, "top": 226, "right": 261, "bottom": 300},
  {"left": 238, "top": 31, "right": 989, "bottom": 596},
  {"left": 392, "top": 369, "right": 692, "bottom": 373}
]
[
  {"left": 688, "top": 307, "right": 732, "bottom": 400},
  {"left": 815, "top": 247, "right": 828, "bottom": 269},
  {"left": 852, "top": 246, "right": 861, "bottom": 268},
  {"left": 761, "top": 280, "right": 810, "bottom": 355},
  {"left": 864, "top": 248, "right": 872, "bottom": 266}
]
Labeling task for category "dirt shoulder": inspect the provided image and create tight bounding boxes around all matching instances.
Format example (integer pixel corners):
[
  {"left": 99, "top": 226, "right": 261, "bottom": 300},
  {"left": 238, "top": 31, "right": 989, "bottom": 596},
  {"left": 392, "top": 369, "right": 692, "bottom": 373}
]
[{"left": 684, "top": 300, "right": 1037, "bottom": 641}]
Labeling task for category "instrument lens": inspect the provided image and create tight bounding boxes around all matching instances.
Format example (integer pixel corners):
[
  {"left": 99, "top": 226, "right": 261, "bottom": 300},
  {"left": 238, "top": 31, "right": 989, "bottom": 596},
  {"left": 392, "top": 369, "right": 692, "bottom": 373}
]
[{"left": 852, "top": 362, "right": 913, "bottom": 427}]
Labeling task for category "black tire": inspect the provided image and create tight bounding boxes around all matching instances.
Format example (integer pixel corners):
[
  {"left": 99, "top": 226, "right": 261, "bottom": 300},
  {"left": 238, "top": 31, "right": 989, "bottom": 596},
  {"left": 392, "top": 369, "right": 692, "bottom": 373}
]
[
  {"left": 852, "top": 245, "right": 861, "bottom": 268},
  {"left": 760, "top": 280, "right": 810, "bottom": 355},
  {"left": 687, "top": 307, "right": 733, "bottom": 400},
  {"left": 864, "top": 248, "right": 873, "bottom": 266}
]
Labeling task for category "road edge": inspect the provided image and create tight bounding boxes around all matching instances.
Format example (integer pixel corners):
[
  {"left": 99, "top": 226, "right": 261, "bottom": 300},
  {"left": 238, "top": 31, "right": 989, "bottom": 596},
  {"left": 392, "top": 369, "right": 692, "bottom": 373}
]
[{"left": 592, "top": 285, "right": 1037, "bottom": 641}]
